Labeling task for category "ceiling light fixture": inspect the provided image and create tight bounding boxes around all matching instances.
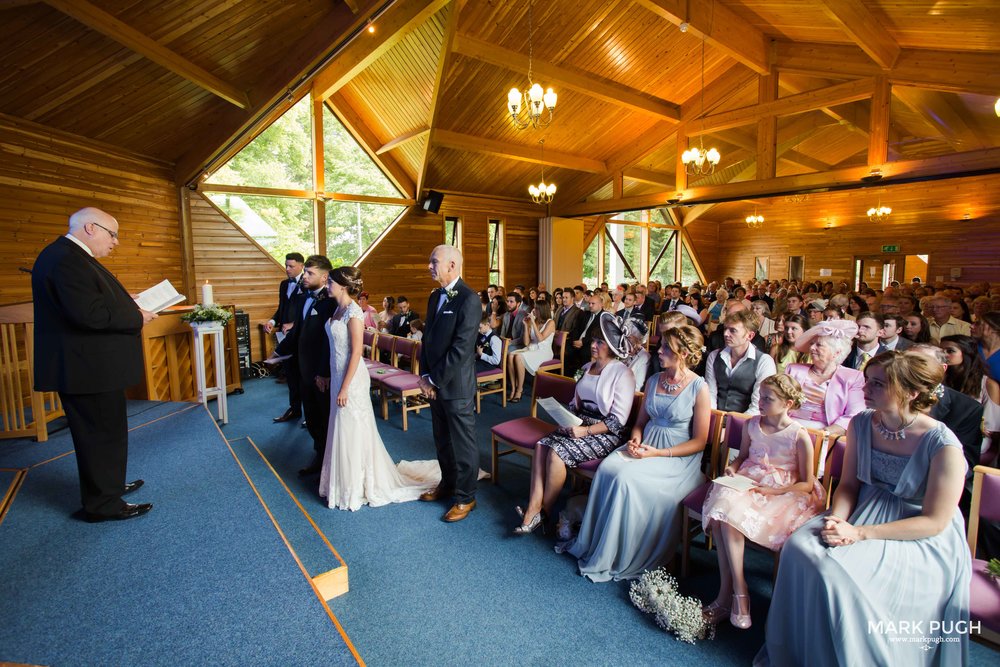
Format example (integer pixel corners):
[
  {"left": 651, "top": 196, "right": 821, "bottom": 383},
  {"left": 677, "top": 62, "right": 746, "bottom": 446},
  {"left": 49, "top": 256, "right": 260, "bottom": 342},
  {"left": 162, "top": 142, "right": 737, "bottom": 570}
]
[
  {"left": 867, "top": 199, "right": 892, "bottom": 223},
  {"left": 682, "top": 36, "right": 721, "bottom": 176},
  {"left": 506, "top": 0, "right": 556, "bottom": 130},
  {"left": 745, "top": 210, "right": 764, "bottom": 229},
  {"left": 367, "top": 20, "right": 375, "bottom": 34},
  {"left": 528, "top": 139, "right": 556, "bottom": 204}
]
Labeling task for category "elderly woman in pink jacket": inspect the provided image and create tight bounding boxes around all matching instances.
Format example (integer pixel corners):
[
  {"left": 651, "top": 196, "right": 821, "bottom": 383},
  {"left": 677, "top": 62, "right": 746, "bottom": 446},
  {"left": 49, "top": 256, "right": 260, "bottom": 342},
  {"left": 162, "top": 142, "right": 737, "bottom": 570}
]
[
  {"left": 514, "top": 313, "right": 637, "bottom": 535},
  {"left": 783, "top": 319, "right": 866, "bottom": 439}
]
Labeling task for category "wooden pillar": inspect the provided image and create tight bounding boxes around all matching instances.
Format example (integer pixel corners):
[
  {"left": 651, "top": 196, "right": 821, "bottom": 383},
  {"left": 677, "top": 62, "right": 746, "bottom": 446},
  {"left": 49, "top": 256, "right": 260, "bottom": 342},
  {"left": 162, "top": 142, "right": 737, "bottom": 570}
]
[
  {"left": 312, "top": 92, "right": 327, "bottom": 255},
  {"left": 756, "top": 70, "right": 778, "bottom": 180},
  {"left": 675, "top": 126, "right": 688, "bottom": 193},
  {"left": 177, "top": 187, "right": 196, "bottom": 302},
  {"left": 868, "top": 75, "right": 891, "bottom": 168}
]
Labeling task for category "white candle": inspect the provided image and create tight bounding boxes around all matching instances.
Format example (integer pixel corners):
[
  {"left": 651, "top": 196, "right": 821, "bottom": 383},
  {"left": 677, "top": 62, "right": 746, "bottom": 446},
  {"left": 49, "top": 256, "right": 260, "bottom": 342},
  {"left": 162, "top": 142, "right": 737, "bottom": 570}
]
[{"left": 202, "top": 280, "right": 214, "bottom": 306}]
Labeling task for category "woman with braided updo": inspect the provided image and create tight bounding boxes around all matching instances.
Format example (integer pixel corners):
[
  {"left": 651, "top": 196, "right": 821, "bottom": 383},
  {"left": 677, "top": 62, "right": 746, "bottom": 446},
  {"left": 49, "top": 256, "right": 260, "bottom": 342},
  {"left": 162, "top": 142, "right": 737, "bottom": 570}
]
[
  {"left": 700, "top": 374, "right": 825, "bottom": 630},
  {"left": 558, "top": 324, "right": 710, "bottom": 581}
]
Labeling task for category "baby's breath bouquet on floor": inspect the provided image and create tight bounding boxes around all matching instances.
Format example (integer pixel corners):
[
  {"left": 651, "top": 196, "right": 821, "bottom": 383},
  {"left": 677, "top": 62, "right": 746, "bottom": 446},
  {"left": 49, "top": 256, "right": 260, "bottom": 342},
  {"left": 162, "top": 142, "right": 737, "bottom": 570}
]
[
  {"left": 629, "top": 568, "right": 713, "bottom": 644},
  {"left": 181, "top": 304, "right": 232, "bottom": 326}
]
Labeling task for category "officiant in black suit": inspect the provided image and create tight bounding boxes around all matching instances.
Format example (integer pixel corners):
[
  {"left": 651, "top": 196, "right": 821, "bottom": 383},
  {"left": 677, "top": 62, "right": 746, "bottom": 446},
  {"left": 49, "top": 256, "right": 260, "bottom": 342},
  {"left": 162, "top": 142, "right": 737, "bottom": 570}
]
[
  {"left": 274, "top": 255, "right": 336, "bottom": 477},
  {"left": 416, "top": 245, "right": 482, "bottom": 522},
  {"left": 264, "top": 252, "right": 304, "bottom": 422},
  {"left": 32, "top": 207, "right": 157, "bottom": 522}
]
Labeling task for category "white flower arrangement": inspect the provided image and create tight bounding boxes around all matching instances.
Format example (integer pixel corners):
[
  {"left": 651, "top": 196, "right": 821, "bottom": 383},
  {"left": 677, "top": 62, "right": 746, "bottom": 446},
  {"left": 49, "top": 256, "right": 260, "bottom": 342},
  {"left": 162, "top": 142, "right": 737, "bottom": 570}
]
[
  {"left": 629, "top": 568, "right": 714, "bottom": 644},
  {"left": 181, "top": 304, "right": 233, "bottom": 326}
]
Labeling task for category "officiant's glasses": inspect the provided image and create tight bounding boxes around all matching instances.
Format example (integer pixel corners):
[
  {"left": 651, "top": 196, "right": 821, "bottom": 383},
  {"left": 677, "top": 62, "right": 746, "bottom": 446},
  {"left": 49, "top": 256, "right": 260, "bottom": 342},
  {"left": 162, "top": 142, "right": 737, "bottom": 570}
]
[{"left": 90, "top": 222, "right": 119, "bottom": 240}]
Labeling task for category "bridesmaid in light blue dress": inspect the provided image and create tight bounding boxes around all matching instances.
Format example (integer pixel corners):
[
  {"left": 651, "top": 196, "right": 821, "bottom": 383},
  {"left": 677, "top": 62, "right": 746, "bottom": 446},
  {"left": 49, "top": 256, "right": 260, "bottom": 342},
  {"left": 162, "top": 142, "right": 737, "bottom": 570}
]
[
  {"left": 559, "top": 324, "right": 710, "bottom": 581},
  {"left": 756, "top": 351, "right": 971, "bottom": 667}
]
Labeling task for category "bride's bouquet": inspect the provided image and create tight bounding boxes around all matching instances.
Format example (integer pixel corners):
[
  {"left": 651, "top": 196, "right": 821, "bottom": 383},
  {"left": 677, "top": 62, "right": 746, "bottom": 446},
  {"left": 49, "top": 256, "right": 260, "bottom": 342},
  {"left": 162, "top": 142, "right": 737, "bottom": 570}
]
[{"left": 629, "top": 568, "right": 714, "bottom": 644}]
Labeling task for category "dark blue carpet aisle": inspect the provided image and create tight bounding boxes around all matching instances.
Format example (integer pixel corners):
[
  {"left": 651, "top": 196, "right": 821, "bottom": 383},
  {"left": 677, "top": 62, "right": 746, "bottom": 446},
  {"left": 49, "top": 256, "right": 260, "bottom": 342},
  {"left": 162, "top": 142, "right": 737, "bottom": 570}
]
[{"left": 0, "top": 401, "right": 355, "bottom": 666}]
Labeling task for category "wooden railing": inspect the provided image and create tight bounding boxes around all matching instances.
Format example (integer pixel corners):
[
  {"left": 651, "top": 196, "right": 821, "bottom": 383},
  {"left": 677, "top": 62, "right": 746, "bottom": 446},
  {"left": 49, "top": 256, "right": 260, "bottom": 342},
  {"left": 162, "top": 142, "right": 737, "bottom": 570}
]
[{"left": 0, "top": 302, "right": 63, "bottom": 442}]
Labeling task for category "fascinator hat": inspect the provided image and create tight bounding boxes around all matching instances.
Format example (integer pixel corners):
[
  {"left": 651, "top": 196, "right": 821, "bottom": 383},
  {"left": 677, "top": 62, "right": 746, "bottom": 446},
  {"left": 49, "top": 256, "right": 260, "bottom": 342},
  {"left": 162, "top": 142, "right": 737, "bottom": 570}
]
[
  {"left": 598, "top": 311, "right": 642, "bottom": 359},
  {"left": 674, "top": 304, "right": 703, "bottom": 326},
  {"left": 794, "top": 319, "right": 858, "bottom": 353}
]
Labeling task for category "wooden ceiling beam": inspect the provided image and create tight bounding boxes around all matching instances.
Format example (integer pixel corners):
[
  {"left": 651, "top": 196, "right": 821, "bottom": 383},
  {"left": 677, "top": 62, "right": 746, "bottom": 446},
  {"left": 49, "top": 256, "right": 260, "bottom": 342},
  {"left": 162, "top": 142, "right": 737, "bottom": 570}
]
[
  {"left": 451, "top": 33, "right": 681, "bottom": 122},
  {"left": 343, "top": 0, "right": 361, "bottom": 13},
  {"left": 377, "top": 126, "right": 430, "bottom": 155},
  {"left": 433, "top": 130, "right": 607, "bottom": 174},
  {"left": 327, "top": 94, "right": 416, "bottom": 198},
  {"left": 633, "top": 0, "right": 769, "bottom": 75},
  {"left": 687, "top": 78, "right": 876, "bottom": 137},
  {"left": 417, "top": 1, "right": 459, "bottom": 198},
  {"left": 314, "top": 0, "right": 450, "bottom": 101},
  {"left": 772, "top": 41, "right": 1000, "bottom": 97},
  {"left": 818, "top": 0, "right": 900, "bottom": 69},
  {"left": 892, "top": 86, "right": 993, "bottom": 152},
  {"left": 174, "top": 2, "right": 379, "bottom": 186},
  {"left": 623, "top": 167, "right": 674, "bottom": 187},
  {"left": 43, "top": 0, "right": 249, "bottom": 108},
  {"left": 557, "top": 146, "right": 1000, "bottom": 217}
]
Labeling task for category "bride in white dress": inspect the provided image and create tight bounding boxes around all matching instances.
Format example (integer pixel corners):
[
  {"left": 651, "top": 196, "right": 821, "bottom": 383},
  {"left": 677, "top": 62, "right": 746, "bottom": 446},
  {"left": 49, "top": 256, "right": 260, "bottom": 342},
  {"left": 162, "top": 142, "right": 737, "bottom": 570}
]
[{"left": 319, "top": 266, "right": 439, "bottom": 510}]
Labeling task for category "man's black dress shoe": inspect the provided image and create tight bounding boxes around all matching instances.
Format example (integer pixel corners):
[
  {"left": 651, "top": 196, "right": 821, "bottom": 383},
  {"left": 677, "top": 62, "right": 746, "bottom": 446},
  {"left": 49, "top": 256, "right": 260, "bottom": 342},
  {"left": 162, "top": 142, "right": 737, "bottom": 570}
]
[
  {"left": 84, "top": 502, "right": 153, "bottom": 523},
  {"left": 301, "top": 421, "right": 307, "bottom": 429},
  {"left": 273, "top": 408, "right": 301, "bottom": 423},
  {"left": 298, "top": 455, "right": 322, "bottom": 477},
  {"left": 123, "top": 479, "right": 144, "bottom": 495}
]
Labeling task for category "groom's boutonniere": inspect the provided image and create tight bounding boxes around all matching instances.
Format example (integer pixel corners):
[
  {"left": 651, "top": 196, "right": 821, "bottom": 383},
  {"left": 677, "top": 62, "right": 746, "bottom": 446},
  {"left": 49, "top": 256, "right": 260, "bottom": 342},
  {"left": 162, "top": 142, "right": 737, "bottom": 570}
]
[{"left": 445, "top": 288, "right": 458, "bottom": 300}]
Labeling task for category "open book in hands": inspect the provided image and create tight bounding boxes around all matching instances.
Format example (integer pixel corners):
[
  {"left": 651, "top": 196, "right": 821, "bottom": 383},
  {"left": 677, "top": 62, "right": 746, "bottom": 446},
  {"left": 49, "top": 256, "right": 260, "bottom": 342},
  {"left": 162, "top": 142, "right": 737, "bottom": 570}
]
[
  {"left": 134, "top": 279, "right": 186, "bottom": 313},
  {"left": 536, "top": 397, "right": 583, "bottom": 428}
]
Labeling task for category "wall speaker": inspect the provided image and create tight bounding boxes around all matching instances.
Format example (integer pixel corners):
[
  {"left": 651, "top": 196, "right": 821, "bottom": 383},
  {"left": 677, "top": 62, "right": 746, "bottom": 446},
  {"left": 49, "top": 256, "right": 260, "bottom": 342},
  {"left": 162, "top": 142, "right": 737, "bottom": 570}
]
[{"left": 422, "top": 190, "right": 444, "bottom": 214}]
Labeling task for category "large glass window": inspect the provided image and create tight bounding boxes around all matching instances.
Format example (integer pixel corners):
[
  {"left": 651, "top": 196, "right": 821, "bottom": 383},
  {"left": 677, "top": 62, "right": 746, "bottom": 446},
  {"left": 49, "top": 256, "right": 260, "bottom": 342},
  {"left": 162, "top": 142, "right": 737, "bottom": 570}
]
[
  {"left": 648, "top": 227, "right": 677, "bottom": 285},
  {"left": 604, "top": 222, "right": 641, "bottom": 285},
  {"left": 680, "top": 242, "right": 700, "bottom": 286},
  {"left": 444, "top": 216, "right": 462, "bottom": 251},
  {"left": 582, "top": 235, "right": 599, "bottom": 289},
  {"left": 326, "top": 202, "right": 406, "bottom": 267},
  {"left": 207, "top": 194, "right": 314, "bottom": 262},
  {"left": 488, "top": 218, "right": 504, "bottom": 287},
  {"left": 322, "top": 106, "right": 401, "bottom": 197}
]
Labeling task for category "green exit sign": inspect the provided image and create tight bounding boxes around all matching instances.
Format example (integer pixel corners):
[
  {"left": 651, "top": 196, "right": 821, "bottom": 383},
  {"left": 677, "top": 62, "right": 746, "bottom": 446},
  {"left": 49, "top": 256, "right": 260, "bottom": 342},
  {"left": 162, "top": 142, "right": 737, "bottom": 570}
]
[{"left": 881, "top": 244, "right": 900, "bottom": 253}]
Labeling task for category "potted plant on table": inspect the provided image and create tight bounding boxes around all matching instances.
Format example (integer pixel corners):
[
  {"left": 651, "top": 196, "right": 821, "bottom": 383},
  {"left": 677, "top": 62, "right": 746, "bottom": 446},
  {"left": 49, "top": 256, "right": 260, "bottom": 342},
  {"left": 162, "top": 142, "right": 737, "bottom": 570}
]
[{"left": 181, "top": 304, "right": 232, "bottom": 332}]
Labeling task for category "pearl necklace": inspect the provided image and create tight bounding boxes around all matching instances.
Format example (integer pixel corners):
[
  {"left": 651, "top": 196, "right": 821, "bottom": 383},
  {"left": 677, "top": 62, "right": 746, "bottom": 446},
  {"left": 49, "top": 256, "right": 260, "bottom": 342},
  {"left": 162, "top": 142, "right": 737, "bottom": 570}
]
[{"left": 875, "top": 413, "right": 917, "bottom": 441}]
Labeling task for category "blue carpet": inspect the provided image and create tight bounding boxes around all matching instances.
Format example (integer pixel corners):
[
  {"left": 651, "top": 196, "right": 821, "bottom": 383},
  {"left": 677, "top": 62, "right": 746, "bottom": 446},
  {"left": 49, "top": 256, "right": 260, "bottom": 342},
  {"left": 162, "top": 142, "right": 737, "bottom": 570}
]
[
  {"left": 0, "top": 403, "right": 355, "bottom": 666},
  {"left": 0, "top": 400, "right": 198, "bottom": 469}
]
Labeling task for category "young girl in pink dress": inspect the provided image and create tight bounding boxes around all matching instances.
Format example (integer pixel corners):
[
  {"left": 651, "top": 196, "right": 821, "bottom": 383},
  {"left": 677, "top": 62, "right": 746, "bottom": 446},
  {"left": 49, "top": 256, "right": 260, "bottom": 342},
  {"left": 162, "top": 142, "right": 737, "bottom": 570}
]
[{"left": 700, "top": 374, "right": 825, "bottom": 630}]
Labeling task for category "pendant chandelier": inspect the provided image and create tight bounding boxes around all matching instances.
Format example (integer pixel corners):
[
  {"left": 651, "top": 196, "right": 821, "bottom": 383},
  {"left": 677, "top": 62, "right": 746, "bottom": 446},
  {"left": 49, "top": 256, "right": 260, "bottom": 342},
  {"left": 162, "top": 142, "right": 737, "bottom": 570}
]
[
  {"left": 868, "top": 201, "right": 892, "bottom": 223},
  {"left": 745, "top": 210, "right": 764, "bottom": 229},
  {"left": 528, "top": 139, "right": 556, "bottom": 204},
  {"left": 682, "top": 37, "right": 721, "bottom": 176},
  {"left": 506, "top": 0, "right": 556, "bottom": 130}
]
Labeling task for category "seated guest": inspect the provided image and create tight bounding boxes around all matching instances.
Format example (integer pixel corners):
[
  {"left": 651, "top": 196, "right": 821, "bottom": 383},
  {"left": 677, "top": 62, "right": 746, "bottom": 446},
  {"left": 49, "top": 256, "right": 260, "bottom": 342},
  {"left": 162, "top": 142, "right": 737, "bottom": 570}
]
[
  {"left": 843, "top": 312, "right": 887, "bottom": 371},
  {"left": 704, "top": 300, "right": 769, "bottom": 361},
  {"left": 555, "top": 287, "right": 582, "bottom": 332},
  {"left": 705, "top": 310, "right": 777, "bottom": 415},
  {"left": 634, "top": 284, "right": 656, "bottom": 321},
  {"left": 388, "top": 296, "right": 418, "bottom": 336},
  {"left": 358, "top": 292, "right": 378, "bottom": 329},
  {"left": 514, "top": 313, "right": 637, "bottom": 535},
  {"left": 620, "top": 317, "right": 651, "bottom": 386},
  {"left": 557, "top": 323, "right": 708, "bottom": 580},
  {"left": 757, "top": 351, "right": 970, "bottom": 667},
  {"left": 822, "top": 305, "right": 844, "bottom": 321},
  {"left": 928, "top": 295, "right": 971, "bottom": 342},
  {"left": 784, "top": 293, "right": 805, "bottom": 318},
  {"left": 661, "top": 284, "right": 683, "bottom": 313},
  {"left": 770, "top": 313, "right": 810, "bottom": 373},
  {"left": 507, "top": 301, "right": 555, "bottom": 403},
  {"left": 879, "top": 313, "right": 911, "bottom": 351},
  {"left": 903, "top": 313, "right": 932, "bottom": 344},
  {"left": 500, "top": 292, "right": 527, "bottom": 350},
  {"left": 475, "top": 316, "right": 503, "bottom": 373},
  {"left": 479, "top": 289, "right": 490, "bottom": 316},
  {"left": 750, "top": 300, "right": 777, "bottom": 340},
  {"left": 971, "top": 296, "right": 991, "bottom": 323},
  {"left": 566, "top": 294, "right": 604, "bottom": 378},
  {"left": 941, "top": 335, "right": 989, "bottom": 401},
  {"left": 488, "top": 294, "right": 507, "bottom": 332},
  {"left": 377, "top": 295, "right": 396, "bottom": 332},
  {"left": 619, "top": 290, "right": 640, "bottom": 320},
  {"left": 701, "top": 374, "right": 825, "bottom": 629},
  {"left": 784, "top": 320, "right": 865, "bottom": 440},
  {"left": 952, "top": 298, "right": 973, "bottom": 324},
  {"left": 974, "top": 311, "right": 1000, "bottom": 381},
  {"left": 407, "top": 318, "right": 423, "bottom": 342}
]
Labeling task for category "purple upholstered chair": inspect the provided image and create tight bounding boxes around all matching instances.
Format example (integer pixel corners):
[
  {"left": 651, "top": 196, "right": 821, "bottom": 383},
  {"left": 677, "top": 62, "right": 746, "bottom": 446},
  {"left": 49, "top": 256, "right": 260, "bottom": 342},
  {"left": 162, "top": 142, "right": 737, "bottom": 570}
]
[{"left": 968, "top": 465, "right": 1000, "bottom": 645}]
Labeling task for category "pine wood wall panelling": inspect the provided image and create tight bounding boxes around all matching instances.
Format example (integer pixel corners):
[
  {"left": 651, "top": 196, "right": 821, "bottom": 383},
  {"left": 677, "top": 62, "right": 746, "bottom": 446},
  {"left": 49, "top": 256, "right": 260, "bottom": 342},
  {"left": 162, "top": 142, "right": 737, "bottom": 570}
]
[
  {"left": 188, "top": 193, "right": 285, "bottom": 362},
  {"left": 683, "top": 218, "right": 719, "bottom": 281},
  {"left": 701, "top": 213, "right": 1000, "bottom": 287},
  {"left": 0, "top": 115, "right": 182, "bottom": 304}
]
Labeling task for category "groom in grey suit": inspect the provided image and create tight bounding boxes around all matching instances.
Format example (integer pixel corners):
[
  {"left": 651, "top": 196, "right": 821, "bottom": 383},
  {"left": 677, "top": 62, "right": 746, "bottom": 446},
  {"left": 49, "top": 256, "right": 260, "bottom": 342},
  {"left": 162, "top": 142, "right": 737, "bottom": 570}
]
[{"left": 416, "top": 245, "right": 482, "bottom": 522}]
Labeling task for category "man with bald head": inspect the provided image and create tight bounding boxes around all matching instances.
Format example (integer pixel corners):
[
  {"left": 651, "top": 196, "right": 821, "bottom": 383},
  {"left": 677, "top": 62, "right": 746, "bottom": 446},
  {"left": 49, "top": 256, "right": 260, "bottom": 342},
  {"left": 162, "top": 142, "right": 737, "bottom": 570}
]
[
  {"left": 32, "top": 207, "right": 157, "bottom": 522},
  {"left": 416, "top": 245, "right": 482, "bottom": 522}
]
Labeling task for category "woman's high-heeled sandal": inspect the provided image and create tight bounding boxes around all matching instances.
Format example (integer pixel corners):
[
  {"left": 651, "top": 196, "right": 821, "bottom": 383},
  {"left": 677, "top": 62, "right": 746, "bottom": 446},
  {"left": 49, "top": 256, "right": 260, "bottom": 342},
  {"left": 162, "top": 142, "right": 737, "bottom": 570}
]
[
  {"left": 730, "top": 594, "right": 751, "bottom": 629},
  {"left": 702, "top": 601, "right": 731, "bottom": 625},
  {"left": 513, "top": 506, "right": 546, "bottom": 535}
]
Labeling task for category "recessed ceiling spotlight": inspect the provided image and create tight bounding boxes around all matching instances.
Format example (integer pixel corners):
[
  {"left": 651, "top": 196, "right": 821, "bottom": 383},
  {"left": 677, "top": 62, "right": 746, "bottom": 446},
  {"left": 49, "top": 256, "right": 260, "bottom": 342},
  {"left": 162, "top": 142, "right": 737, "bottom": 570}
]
[{"left": 679, "top": 22, "right": 689, "bottom": 33}]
